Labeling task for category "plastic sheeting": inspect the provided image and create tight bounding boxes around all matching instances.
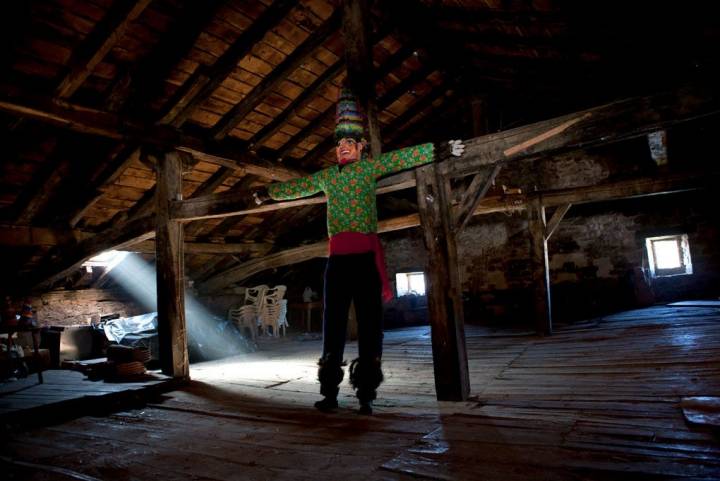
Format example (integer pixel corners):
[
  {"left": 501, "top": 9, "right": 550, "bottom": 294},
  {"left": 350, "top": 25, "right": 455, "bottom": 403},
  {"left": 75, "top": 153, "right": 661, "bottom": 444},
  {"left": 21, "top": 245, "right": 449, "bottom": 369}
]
[{"left": 103, "top": 312, "right": 158, "bottom": 343}]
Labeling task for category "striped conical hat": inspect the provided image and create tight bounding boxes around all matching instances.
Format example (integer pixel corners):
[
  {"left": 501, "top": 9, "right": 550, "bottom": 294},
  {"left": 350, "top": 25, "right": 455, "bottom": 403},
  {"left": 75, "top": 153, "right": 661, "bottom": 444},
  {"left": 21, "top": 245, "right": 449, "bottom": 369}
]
[{"left": 334, "top": 87, "right": 367, "bottom": 141}]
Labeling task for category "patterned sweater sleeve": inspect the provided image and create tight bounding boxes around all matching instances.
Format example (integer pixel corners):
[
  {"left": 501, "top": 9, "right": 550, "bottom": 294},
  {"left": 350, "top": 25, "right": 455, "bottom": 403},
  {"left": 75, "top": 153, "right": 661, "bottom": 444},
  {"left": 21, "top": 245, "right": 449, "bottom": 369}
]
[
  {"left": 268, "top": 170, "right": 325, "bottom": 201},
  {"left": 369, "top": 143, "right": 435, "bottom": 178}
]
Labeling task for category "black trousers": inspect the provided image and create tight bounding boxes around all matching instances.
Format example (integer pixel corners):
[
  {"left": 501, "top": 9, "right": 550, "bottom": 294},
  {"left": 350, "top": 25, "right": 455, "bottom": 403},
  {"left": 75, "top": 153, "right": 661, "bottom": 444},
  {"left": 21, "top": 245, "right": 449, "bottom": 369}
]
[{"left": 320, "top": 252, "right": 384, "bottom": 400}]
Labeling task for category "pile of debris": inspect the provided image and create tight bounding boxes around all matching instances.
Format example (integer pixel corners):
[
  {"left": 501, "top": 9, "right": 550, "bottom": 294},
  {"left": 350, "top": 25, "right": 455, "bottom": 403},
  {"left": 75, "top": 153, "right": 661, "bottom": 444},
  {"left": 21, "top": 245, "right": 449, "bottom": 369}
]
[{"left": 62, "top": 344, "right": 151, "bottom": 381}]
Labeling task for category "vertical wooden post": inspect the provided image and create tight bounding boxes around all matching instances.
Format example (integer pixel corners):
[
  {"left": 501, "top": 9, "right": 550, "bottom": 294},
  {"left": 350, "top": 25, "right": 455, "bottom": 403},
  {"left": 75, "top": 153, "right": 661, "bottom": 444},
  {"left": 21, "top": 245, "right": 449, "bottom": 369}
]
[
  {"left": 416, "top": 164, "right": 470, "bottom": 401},
  {"left": 340, "top": 0, "right": 381, "bottom": 157},
  {"left": 155, "top": 150, "right": 189, "bottom": 378},
  {"left": 528, "top": 197, "right": 552, "bottom": 335}
]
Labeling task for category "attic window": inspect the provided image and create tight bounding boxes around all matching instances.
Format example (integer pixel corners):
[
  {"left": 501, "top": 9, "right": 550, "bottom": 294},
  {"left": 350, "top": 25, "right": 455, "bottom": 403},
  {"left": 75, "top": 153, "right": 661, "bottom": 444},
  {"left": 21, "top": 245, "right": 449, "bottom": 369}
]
[
  {"left": 395, "top": 272, "right": 426, "bottom": 296},
  {"left": 645, "top": 234, "right": 693, "bottom": 278},
  {"left": 82, "top": 250, "right": 129, "bottom": 270}
]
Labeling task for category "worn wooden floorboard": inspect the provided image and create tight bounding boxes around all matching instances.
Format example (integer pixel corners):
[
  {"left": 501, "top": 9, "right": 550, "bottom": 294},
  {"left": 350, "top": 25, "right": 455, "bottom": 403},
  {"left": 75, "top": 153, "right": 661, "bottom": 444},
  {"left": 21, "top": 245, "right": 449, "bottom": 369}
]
[
  {"left": 0, "top": 369, "right": 173, "bottom": 417},
  {"left": 3, "top": 304, "right": 720, "bottom": 480}
]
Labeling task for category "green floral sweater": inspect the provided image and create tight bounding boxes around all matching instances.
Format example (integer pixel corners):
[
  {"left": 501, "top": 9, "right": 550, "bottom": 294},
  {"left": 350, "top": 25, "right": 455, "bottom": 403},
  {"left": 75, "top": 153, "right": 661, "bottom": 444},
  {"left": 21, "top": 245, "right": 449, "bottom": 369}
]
[{"left": 268, "top": 143, "right": 435, "bottom": 237}]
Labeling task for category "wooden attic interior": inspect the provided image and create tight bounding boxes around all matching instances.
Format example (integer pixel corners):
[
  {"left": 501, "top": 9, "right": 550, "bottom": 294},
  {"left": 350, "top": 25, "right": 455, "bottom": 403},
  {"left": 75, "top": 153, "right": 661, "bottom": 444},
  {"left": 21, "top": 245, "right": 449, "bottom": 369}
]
[{"left": 2, "top": 1, "right": 720, "bottom": 479}]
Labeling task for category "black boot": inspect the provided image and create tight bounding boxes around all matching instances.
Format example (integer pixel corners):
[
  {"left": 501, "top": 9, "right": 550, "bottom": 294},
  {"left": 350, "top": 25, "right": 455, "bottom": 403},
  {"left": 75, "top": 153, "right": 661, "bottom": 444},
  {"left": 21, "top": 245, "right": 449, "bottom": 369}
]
[
  {"left": 314, "top": 397, "right": 339, "bottom": 412},
  {"left": 316, "top": 354, "right": 344, "bottom": 413},
  {"left": 349, "top": 357, "right": 384, "bottom": 415},
  {"left": 358, "top": 400, "right": 373, "bottom": 415}
]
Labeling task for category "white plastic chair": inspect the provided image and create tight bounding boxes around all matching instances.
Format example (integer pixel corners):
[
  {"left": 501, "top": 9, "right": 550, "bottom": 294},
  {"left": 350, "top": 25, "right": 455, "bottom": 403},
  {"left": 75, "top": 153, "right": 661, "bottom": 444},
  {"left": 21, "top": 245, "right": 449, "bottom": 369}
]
[
  {"left": 228, "top": 285, "right": 268, "bottom": 341},
  {"left": 260, "top": 285, "right": 287, "bottom": 337}
]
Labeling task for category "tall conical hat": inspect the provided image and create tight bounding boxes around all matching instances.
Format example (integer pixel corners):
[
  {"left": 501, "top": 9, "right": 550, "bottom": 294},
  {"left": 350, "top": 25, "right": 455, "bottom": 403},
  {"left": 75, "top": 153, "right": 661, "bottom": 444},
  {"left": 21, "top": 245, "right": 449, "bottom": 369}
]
[{"left": 334, "top": 87, "right": 367, "bottom": 142}]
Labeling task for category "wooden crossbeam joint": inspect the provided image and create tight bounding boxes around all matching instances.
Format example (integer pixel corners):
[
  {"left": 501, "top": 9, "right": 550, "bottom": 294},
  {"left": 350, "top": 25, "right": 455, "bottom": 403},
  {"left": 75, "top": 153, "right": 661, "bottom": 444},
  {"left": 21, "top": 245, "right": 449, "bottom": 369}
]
[{"left": 454, "top": 162, "right": 503, "bottom": 232}]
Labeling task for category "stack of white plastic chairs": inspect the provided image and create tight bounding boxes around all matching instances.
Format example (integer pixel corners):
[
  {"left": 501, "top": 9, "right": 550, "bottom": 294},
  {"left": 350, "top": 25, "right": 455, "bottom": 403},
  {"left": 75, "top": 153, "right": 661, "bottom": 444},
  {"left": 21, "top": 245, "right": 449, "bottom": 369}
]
[
  {"left": 228, "top": 284, "right": 268, "bottom": 341},
  {"left": 261, "top": 285, "right": 288, "bottom": 337}
]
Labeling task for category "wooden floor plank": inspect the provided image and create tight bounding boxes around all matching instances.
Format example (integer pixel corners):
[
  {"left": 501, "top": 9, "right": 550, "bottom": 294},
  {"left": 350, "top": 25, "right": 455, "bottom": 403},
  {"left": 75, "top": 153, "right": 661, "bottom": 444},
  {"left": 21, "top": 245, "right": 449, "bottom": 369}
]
[{"left": 3, "top": 304, "right": 720, "bottom": 480}]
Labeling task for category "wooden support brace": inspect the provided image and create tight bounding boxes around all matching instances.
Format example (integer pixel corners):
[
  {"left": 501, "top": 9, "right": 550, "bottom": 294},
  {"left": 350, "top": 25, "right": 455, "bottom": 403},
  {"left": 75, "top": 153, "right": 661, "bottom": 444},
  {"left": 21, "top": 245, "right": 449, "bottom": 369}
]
[
  {"left": 544, "top": 203, "right": 571, "bottom": 240},
  {"left": 416, "top": 164, "right": 470, "bottom": 401},
  {"left": 155, "top": 151, "right": 189, "bottom": 379},
  {"left": 455, "top": 163, "right": 503, "bottom": 232}
]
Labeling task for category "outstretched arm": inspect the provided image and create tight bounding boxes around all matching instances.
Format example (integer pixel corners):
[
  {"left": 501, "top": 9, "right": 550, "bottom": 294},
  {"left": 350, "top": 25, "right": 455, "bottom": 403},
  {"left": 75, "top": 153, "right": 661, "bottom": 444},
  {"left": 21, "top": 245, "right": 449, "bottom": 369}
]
[
  {"left": 254, "top": 170, "right": 326, "bottom": 204},
  {"left": 369, "top": 141, "right": 465, "bottom": 178}
]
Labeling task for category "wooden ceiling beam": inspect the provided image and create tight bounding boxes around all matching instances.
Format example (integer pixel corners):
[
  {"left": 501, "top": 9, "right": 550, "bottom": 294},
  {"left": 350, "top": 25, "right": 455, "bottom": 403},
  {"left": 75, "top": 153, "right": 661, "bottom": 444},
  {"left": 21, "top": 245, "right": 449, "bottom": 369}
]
[
  {"left": 249, "top": 58, "right": 345, "bottom": 149},
  {"left": 383, "top": 83, "right": 456, "bottom": 140},
  {"left": 162, "top": 0, "right": 299, "bottom": 127},
  {"left": 68, "top": 144, "right": 141, "bottom": 227},
  {"left": 276, "top": 107, "right": 334, "bottom": 162},
  {"left": 0, "top": 224, "right": 91, "bottom": 247},
  {"left": 171, "top": 85, "right": 720, "bottom": 223},
  {"left": 198, "top": 242, "right": 329, "bottom": 293},
  {"left": 55, "top": 0, "right": 153, "bottom": 99},
  {"left": 11, "top": 140, "right": 68, "bottom": 225},
  {"left": 172, "top": 164, "right": 418, "bottom": 222},
  {"left": 177, "top": 144, "right": 306, "bottom": 182},
  {"left": 342, "top": 0, "right": 381, "bottom": 156},
  {"left": 441, "top": 85, "right": 720, "bottom": 179},
  {"left": 429, "top": 5, "right": 565, "bottom": 25},
  {"left": 210, "top": 10, "right": 342, "bottom": 140},
  {"left": 130, "top": 240, "right": 272, "bottom": 256},
  {"left": 272, "top": 43, "right": 418, "bottom": 162},
  {"left": 106, "top": 0, "right": 225, "bottom": 114},
  {"left": 295, "top": 62, "right": 441, "bottom": 166},
  {"left": 0, "top": 86, "right": 182, "bottom": 146},
  {"left": 0, "top": 86, "right": 309, "bottom": 184},
  {"left": 66, "top": 2, "right": 226, "bottom": 227}
]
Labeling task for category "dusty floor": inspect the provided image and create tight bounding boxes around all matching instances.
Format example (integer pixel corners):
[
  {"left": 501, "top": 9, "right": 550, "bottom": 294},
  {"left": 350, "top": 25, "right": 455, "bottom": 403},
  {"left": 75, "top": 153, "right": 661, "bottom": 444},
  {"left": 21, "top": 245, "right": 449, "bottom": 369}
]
[{"left": 3, "top": 304, "right": 720, "bottom": 480}]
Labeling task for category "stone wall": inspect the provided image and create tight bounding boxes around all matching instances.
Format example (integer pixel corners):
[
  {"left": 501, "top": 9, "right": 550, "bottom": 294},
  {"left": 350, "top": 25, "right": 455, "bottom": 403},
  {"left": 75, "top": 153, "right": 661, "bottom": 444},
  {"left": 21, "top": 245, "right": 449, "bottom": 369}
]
[
  {"left": 382, "top": 139, "right": 719, "bottom": 326},
  {"left": 21, "top": 289, "right": 144, "bottom": 327}
]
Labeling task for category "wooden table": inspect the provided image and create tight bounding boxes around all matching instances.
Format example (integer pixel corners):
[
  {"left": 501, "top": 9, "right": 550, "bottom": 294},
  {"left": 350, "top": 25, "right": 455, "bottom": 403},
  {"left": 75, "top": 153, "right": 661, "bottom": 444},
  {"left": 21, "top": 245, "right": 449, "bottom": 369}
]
[
  {"left": 0, "top": 325, "right": 43, "bottom": 383},
  {"left": 289, "top": 301, "right": 323, "bottom": 332}
]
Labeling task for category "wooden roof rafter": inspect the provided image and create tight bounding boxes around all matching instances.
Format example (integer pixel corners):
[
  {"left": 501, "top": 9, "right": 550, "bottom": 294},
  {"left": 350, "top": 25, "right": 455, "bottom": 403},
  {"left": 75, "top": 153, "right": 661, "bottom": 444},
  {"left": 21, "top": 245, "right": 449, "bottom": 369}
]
[
  {"left": 160, "top": 0, "right": 300, "bottom": 128},
  {"left": 295, "top": 62, "right": 445, "bottom": 166},
  {"left": 54, "top": 0, "right": 154, "bottom": 100},
  {"left": 209, "top": 9, "right": 342, "bottom": 140}
]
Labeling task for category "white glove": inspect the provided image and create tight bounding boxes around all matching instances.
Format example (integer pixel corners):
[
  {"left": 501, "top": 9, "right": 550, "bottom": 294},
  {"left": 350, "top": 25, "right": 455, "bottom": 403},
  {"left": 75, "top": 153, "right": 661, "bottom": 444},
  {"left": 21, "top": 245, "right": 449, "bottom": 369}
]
[{"left": 448, "top": 139, "right": 465, "bottom": 157}]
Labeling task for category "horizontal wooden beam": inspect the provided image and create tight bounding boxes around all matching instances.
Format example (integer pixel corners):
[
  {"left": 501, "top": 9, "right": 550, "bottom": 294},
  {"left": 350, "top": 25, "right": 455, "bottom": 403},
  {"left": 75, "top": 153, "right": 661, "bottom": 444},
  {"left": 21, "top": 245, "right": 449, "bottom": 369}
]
[
  {"left": 538, "top": 172, "right": 707, "bottom": 207},
  {"left": 176, "top": 146, "right": 305, "bottom": 182},
  {"left": 196, "top": 192, "right": 521, "bottom": 292},
  {"left": 195, "top": 170, "right": 713, "bottom": 292},
  {"left": 0, "top": 224, "right": 92, "bottom": 247},
  {"left": 197, "top": 242, "right": 329, "bottom": 293},
  {"left": 131, "top": 240, "right": 272, "bottom": 255},
  {"left": 174, "top": 159, "right": 703, "bottom": 224},
  {"left": 0, "top": 87, "right": 305, "bottom": 183},
  {"left": 171, "top": 169, "right": 417, "bottom": 221},
  {"left": 0, "top": 86, "right": 183, "bottom": 146},
  {"left": 441, "top": 84, "right": 720, "bottom": 178},
  {"left": 25, "top": 169, "right": 708, "bottom": 292}
]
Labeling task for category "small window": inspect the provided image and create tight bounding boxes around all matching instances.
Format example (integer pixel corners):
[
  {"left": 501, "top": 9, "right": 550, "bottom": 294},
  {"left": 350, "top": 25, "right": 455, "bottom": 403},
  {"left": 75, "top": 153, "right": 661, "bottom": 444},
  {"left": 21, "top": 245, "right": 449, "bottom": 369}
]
[
  {"left": 395, "top": 272, "right": 426, "bottom": 296},
  {"left": 645, "top": 234, "right": 693, "bottom": 278}
]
